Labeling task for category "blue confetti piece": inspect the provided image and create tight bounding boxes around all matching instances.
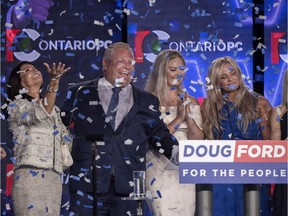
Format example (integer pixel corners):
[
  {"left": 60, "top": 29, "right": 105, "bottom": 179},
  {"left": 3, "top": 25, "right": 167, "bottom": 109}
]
[
  {"left": 63, "top": 135, "right": 72, "bottom": 142},
  {"left": 53, "top": 130, "right": 59, "bottom": 136},
  {"left": 80, "top": 168, "right": 90, "bottom": 172},
  {"left": 146, "top": 162, "right": 153, "bottom": 169},
  {"left": 66, "top": 90, "right": 72, "bottom": 99},
  {"left": 170, "top": 86, "right": 176, "bottom": 90},
  {"left": 156, "top": 190, "right": 162, "bottom": 198},
  {"left": 255, "top": 118, "right": 262, "bottom": 124},
  {"left": 102, "top": 165, "right": 112, "bottom": 169},
  {"left": 237, "top": 113, "right": 242, "bottom": 120},
  {"left": 66, "top": 52, "right": 75, "bottom": 57},
  {"left": 276, "top": 115, "right": 281, "bottom": 122},
  {"left": 97, "top": 201, "right": 103, "bottom": 207},
  {"left": 147, "top": 119, "right": 156, "bottom": 127},
  {"left": 115, "top": 9, "right": 122, "bottom": 14},
  {"left": 77, "top": 190, "right": 84, "bottom": 196},
  {"left": 103, "top": 15, "right": 109, "bottom": 23},
  {"left": 260, "top": 125, "right": 265, "bottom": 131},
  {"left": 256, "top": 65, "right": 261, "bottom": 71},
  {"left": 45, "top": 20, "right": 53, "bottom": 25},
  {"left": 77, "top": 113, "right": 85, "bottom": 120},
  {"left": 21, "top": 112, "right": 28, "bottom": 120},
  {"left": 130, "top": 10, "right": 139, "bottom": 16},
  {"left": 153, "top": 136, "right": 161, "bottom": 142},
  {"left": 174, "top": 124, "right": 180, "bottom": 130},
  {"left": 91, "top": 63, "right": 99, "bottom": 70},
  {"left": 27, "top": 204, "right": 34, "bottom": 209},
  {"left": 10, "top": 157, "right": 16, "bottom": 164},
  {"left": 178, "top": 66, "right": 187, "bottom": 70},
  {"left": 84, "top": 205, "right": 93, "bottom": 209},
  {"left": 87, "top": 195, "right": 93, "bottom": 201},
  {"left": 29, "top": 170, "right": 39, "bottom": 176},
  {"left": 141, "top": 73, "right": 145, "bottom": 78},
  {"left": 150, "top": 178, "right": 156, "bottom": 186},
  {"left": 176, "top": 74, "right": 183, "bottom": 79},
  {"left": 228, "top": 84, "right": 237, "bottom": 89},
  {"left": 83, "top": 89, "right": 90, "bottom": 95},
  {"left": 70, "top": 175, "right": 80, "bottom": 181},
  {"left": 76, "top": 200, "right": 80, "bottom": 206},
  {"left": 171, "top": 135, "right": 177, "bottom": 141}
]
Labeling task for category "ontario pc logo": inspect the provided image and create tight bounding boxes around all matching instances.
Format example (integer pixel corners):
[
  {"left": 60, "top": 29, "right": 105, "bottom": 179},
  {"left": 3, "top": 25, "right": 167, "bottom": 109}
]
[
  {"left": 271, "top": 32, "right": 288, "bottom": 64},
  {"left": 6, "top": 28, "right": 112, "bottom": 62}
]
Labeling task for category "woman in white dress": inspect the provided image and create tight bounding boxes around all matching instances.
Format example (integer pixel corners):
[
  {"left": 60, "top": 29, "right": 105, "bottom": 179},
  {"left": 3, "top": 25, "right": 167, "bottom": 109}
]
[{"left": 145, "top": 50, "right": 204, "bottom": 216}]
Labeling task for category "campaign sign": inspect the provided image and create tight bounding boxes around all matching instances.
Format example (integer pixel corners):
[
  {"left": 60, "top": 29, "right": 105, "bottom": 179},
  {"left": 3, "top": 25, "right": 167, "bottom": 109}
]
[{"left": 179, "top": 140, "right": 288, "bottom": 184}]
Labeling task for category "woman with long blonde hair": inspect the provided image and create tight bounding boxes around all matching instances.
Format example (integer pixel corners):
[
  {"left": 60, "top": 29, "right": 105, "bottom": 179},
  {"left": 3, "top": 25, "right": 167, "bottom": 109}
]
[
  {"left": 201, "top": 56, "right": 272, "bottom": 216},
  {"left": 145, "top": 50, "right": 204, "bottom": 216}
]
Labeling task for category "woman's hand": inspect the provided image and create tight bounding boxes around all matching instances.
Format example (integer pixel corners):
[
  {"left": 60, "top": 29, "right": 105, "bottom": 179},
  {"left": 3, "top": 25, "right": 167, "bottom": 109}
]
[
  {"left": 176, "top": 99, "right": 186, "bottom": 123},
  {"left": 43, "top": 62, "right": 71, "bottom": 80}
]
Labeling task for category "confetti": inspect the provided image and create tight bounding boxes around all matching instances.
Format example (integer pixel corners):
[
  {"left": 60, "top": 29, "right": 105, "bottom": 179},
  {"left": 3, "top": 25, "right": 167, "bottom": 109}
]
[{"left": 124, "top": 139, "right": 133, "bottom": 145}]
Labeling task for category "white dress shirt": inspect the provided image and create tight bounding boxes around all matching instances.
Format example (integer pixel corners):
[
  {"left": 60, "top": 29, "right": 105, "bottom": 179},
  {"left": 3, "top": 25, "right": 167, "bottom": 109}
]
[{"left": 98, "top": 77, "right": 134, "bottom": 130}]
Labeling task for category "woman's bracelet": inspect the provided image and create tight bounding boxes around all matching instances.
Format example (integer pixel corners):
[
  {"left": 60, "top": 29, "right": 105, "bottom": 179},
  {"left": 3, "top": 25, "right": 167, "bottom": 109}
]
[{"left": 47, "top": 84, "right": 59, "bottom": 93}]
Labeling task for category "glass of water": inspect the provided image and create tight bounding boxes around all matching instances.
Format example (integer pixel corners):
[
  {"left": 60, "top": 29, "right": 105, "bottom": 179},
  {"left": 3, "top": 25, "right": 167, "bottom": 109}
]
[{"left": 133, "top": 170, "right": 146, "bottom": 197}]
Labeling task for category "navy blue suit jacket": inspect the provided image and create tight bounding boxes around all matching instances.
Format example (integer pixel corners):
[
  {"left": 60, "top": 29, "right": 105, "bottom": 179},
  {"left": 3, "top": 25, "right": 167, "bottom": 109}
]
[{"left": 61, "top": 77, "right": 178, "bottom": 194}]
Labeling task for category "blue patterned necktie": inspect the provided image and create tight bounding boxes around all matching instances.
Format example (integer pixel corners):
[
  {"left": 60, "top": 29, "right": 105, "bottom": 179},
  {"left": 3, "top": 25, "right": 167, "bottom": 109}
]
[{"left": 107, "top": 87, "right": 121, "bottom": 130}]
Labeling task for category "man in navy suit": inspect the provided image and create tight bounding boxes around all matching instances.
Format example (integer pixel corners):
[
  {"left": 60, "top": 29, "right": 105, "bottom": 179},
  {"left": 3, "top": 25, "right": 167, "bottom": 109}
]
[{"left": 61, "top": 42, "right": 178, "bottom": 215}]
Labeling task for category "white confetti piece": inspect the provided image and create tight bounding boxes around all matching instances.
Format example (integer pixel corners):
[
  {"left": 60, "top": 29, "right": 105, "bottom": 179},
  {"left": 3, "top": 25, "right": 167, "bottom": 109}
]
[
  {"left": 123, "top": 8, "right": 130, "bottom": 15},
  {"left": 148, "top": 105, "right": 157, "bottom": 112},
  {"left": 96, "top": 141, "right": 105, "bottom": 146},
  {"left": 94, "top": 20, "right": 104, "bottom": 26},
  {"left": 159, "top": 148, "right": 164, "bottom": 154},
  {"left": 19, "top": 88, "right": 28, "bottom": 94},
  {"left": 205, "top": 77, "right": 211, "bottom": 84},
  {"left": 259, "top": 15, "right": 267, "bottom": 20},
  {"left": 5, "top": 203, "right": 11, "bottom": 210},
  {"left": 108, "top": 29, "right": 113, "bottom": 36},
  {"left": 15, "top": 94, "right": 22, "bottom": 100},
  {"left": 84, "top": 177, "right": 91, "bottom": 183},
  {"left": 78, "top": 173, "right": 85, "bottom": 178},
  {"left": 124, "top": 139, "right": 133, "bottom": 145},
  {"left": 129, "top": 181, "right": 134, "bottom": 187},
  {"left": 5, "top": 22, "right": 13, "bottom": 28},
  {"left": 89, "top": 101, "right": 98, "bottom": 105},
  {"left": 79, "top": 72, "right": 84, "bottom": 79},
  {"left": 189, "top": 86, "right": 197, "bottom": 92},
  {"left": 6, "top": 169, "right": 14, "bottom": 177},
  {"left": 87, "top": 117, "right": 93, "bottom": 123},
  {"left": 115, "top": 23, "right": 121, "bottom": 31},
  {"left": 60, "top": 10, "right": 66, "bottom": 16},
  {"left": 197, "top": 79, "right": 204, "bottom": 85},
  {"left": 190, "top": 80, "right": 198, "bottom": 84},
  {"left": 1, "top": 103, "right": 8, "bottom": 109},
  {"left": 70, "top": 107, "right": 78, "bottom": 113},
  {"left": 206, "top": 84, "right": 214, "bottom": 91},
  {"left": 183, "top": 98, "right": 190, "bottom": 106},
  {"left": 200, "top": 53, "right": 207, "bottom": 60},
  {"left": 43, "top": 97, "right": 48, "bottom": 106}
]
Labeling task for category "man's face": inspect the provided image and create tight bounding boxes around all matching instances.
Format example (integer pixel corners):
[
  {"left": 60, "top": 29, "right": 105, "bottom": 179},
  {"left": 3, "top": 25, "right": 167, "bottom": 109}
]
[{"left": 103, "top": 47, "right": 135, "bottom": 87}]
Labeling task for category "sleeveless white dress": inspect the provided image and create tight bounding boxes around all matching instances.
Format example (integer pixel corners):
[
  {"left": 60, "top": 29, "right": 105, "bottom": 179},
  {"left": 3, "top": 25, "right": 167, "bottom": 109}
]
[{"left": 146, "top": 105, "right": 202, "bottom": 216}]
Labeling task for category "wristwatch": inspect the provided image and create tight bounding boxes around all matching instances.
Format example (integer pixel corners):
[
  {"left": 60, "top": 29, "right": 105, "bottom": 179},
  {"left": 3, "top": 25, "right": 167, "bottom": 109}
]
[{"left": 47, "top": 84, "right": 59, "bottom": 93}]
